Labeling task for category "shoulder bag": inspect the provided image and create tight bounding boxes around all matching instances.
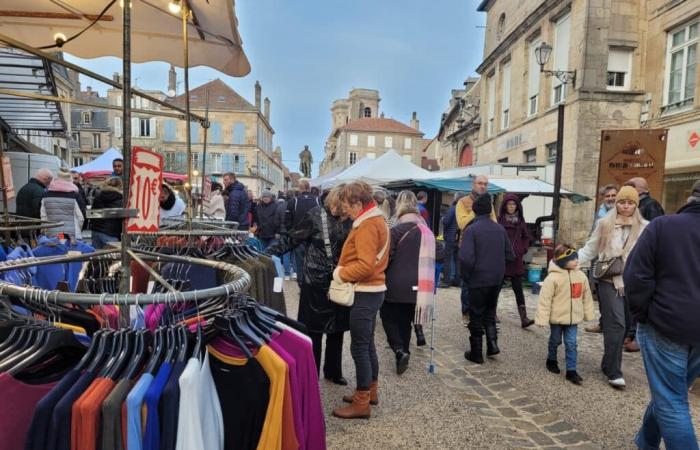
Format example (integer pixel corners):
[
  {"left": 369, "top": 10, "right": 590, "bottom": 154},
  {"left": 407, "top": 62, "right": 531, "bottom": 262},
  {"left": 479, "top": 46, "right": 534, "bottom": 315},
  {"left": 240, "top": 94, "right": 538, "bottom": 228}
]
[
  {"left": 592, "top": 233, "right": 630, "bottom": 279},
  {"left": 328, "top": 217, "right": 389, "bottom": 307}
]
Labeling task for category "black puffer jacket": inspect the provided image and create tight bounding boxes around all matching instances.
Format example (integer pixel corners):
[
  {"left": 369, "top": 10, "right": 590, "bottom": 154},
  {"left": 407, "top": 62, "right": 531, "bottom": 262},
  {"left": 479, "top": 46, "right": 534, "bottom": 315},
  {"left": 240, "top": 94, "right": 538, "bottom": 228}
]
[
  {"left": 255, "top": 201, "right": 280, "bottom": 239},
  {"left": 90, "top": 186, "right": 123, "bottom": 237}
]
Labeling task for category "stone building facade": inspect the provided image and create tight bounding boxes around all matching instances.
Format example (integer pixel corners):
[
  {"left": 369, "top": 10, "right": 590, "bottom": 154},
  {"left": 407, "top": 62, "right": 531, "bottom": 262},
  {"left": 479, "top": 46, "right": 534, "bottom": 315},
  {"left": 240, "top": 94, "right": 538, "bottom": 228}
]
[
  {"left": 71, "top": 86, "right": 113, "bottom": 167},
  {"left": 320, "top": 89, "right": 427, "bottom": 174},
  {"left": 437, "top": 77, "right": 482, "bottom": 170},
  {"left": 474, "top": 0, "right": 648, "bottom": 244}
]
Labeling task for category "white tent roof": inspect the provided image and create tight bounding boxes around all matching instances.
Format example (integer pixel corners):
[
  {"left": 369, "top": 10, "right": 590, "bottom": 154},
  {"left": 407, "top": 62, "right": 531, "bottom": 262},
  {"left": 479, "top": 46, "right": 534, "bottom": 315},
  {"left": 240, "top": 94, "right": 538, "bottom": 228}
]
[
  {"left": 72, "top": 147, "right": 122, "bottom": 173},
  {"left": 322, "top": 150, "right": 431, "bottom": 187},
  {"left": 0, "top": 0, "right": 250, "bottom": 77}
]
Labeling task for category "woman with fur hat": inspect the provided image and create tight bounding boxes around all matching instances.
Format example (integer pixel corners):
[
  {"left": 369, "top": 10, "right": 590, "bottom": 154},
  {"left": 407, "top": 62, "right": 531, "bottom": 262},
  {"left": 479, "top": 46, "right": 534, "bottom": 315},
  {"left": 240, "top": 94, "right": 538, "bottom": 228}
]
[
  {"left": 498, "top": 193, "right": 535, "bottom": 328},
  {"left": 578, "top": 185, "right": 648, "bottom": 389}
]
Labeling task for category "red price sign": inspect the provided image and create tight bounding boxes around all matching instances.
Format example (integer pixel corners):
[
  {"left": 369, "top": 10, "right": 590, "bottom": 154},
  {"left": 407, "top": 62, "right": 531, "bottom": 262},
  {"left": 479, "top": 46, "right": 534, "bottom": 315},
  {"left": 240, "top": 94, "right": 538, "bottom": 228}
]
[{"left": 126, "top": 147, "right": 163, "bottom": 232}]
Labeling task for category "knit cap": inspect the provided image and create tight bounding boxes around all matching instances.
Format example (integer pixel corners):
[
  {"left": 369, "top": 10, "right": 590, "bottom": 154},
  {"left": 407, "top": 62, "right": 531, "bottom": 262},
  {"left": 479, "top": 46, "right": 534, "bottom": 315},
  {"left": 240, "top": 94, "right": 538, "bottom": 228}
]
[
  {"left": 616, "top": 185, "right": 639, "bottom": 206},
  {"left": 554, "top": 245, "right": 579, "bottom": 269},
  {"left": 472, "top": 193, "right": 492, "bottom": 216},
  {"left": 261, "top": 190, "right": 274, "bottom": 199}
]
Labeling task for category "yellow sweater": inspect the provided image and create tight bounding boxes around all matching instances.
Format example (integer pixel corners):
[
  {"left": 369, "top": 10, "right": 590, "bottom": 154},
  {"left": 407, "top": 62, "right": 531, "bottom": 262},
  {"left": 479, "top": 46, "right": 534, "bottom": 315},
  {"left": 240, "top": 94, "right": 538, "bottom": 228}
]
[
  {"left": 456, "top": 194, "right": 497, "bottom": 231},
  {"left": 535, "top": 261, "right": 595, "bottom": 326}
]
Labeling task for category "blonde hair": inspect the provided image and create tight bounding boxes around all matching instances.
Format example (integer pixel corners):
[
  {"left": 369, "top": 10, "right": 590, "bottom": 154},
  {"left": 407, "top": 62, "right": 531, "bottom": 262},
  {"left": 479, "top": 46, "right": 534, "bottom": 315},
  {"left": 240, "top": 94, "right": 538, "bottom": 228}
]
[
  {"left": 324, "top": 184, "right": 345, "bottom": 216},
  {"left": 596, "top": 206, "right": 645, "bottom": 253},
  {"left": 395, "top": 190, "right": 419, "bottom": 218}
]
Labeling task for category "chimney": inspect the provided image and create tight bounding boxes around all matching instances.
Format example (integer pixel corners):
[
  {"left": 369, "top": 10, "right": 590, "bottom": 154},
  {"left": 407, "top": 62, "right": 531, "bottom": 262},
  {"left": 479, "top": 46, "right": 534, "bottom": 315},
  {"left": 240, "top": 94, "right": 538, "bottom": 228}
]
[
  {"left": 86, "top": 86, "right": 92, "bottom": 97},
  {"left": 112, "top": 72, "right": 120, "bottom": 84},
  {"left": 264, "top": 97, "right": 270, "bottom": 121},
  {"left": 410, "top": 111, "right": 420, "bottom": 130},
  {"left": 167, "top": 65, "right": 176, "bottom": 96},
  {"left": 254, "top": 81, "right": 261, "bottom": 110}
]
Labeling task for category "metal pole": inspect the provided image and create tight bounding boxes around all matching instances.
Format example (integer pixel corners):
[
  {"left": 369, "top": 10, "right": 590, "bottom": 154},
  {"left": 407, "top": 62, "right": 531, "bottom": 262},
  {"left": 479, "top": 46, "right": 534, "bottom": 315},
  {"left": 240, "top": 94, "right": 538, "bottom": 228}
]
[
  {"left": 183, "top": 1, "right": 193, "bottom": 223},
  {"left": 120, "top": 0, "right": 132, "bottom": 302},
  {"left": 199, "top": 90, "right": 210, "bottom": 218},
  {"left": 552, "top": 103, "right": 565, "bottom": 247}
]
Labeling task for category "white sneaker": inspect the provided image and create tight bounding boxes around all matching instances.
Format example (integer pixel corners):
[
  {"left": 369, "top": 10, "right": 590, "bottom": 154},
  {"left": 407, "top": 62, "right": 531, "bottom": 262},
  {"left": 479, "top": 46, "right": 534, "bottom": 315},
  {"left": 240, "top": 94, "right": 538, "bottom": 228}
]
[
  {"left": 291, "top": 273, "right": 297, "bottom": 280},
  {"left": 284, "top": 276, "right": 291, "bottom": 281},
  {"left": 608, "top": 378, "right": 626, "bottom": 389}
]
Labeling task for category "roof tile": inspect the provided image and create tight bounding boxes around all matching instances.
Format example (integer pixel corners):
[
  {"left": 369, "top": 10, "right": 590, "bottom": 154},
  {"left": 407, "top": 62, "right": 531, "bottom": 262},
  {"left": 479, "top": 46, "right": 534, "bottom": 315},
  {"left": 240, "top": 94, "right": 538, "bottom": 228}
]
[
  {"left": 339, "top": 117, "right": 423, "bottom": 136},
  {"left": 170, "top": 79, "right": 257, "bottom": 111}
]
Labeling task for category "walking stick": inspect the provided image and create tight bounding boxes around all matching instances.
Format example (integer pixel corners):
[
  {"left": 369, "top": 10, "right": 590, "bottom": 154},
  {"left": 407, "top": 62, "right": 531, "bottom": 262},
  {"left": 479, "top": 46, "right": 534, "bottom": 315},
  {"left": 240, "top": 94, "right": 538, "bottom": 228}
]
[{"left": 427, "top": 263, "right": 441, "bottom": 374}]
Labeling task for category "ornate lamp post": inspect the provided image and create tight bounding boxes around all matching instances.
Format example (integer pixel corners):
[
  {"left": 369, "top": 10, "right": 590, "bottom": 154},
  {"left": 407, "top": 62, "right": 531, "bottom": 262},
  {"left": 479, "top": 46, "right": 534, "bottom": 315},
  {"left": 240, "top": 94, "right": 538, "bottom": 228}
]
[{"left": 534, "top": 41, "right": 577, "bottom": 246}]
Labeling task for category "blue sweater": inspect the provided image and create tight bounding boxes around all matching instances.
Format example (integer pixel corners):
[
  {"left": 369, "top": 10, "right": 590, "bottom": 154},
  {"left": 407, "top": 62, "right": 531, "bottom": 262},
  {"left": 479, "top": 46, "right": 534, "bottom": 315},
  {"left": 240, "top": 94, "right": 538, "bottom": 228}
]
[
  {"left": 624, "top": 201, "right": 700, "bottom": 346},
  {"left": 442, "top": 205, "right": 458, "bottom": 243},
  {"left": 459, "top": 215, "right": 515, "bottom": 288}
]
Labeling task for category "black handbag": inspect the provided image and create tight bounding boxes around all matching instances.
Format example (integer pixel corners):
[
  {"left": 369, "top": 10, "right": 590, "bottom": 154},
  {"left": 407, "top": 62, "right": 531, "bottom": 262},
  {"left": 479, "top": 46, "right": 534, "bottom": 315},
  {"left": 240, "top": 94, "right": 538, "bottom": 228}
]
[{"left": 593, "top": 256, "right": 624, "bottom": 279}]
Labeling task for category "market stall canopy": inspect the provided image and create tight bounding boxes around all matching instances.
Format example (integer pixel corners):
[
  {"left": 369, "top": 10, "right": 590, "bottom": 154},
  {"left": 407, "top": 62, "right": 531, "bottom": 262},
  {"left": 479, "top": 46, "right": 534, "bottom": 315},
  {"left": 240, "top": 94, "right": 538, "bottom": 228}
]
[
  {"left": 0, "top": 47, "right": 65, "bottom": 132},
  {"left": 385, "top": 176, "right": 590, "bottom": 203},
  {"left": 0, "top": 0, "right": 251, "bottom": 77},
  {"left": 72, "top": 147, "right": 187, "bottom": 181},
  {"left": 318, "top": 150, "right": 433, "bottom": 188},
  {"left": 309, "top": 165, "right": 345, "bottom": 189}
]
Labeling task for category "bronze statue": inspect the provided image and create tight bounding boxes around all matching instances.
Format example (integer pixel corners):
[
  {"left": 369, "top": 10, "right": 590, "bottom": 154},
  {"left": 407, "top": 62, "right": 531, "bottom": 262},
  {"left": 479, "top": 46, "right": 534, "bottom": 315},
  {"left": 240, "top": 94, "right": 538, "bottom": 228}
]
[{"left": 299, "top": 145, "right": 313, "bottom": 178}]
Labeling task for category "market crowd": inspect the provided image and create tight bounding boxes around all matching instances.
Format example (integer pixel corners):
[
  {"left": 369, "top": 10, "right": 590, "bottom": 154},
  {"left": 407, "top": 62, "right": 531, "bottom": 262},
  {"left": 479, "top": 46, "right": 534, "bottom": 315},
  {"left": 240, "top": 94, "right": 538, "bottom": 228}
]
[{"left": 14, "top": 158, "right": 700, "bottom": 449}]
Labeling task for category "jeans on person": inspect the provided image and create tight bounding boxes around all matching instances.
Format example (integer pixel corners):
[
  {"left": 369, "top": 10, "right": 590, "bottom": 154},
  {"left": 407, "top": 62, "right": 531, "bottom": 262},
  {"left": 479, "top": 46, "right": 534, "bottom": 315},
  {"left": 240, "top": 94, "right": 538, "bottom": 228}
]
[
  {"left": 380, "top": 302, "right": 416, "bottom": 354},
  {"left": 460, "top": 281, "right": 470, "bottom": 315},
  {"left": 441, "top": 241, "right": 458, "bottom": 284},
  {"left": 467, "top": 285, "right": 501, "bottom": 338},
  {"left": 91, "top": 231, "right": 119, "bottom": 249},
  {"left": 293, "top": 244, "right": 306, "bottom": 281},
  {"left": 635, "top": 322, "right": 700, "bottom": 450},
  {"left": 258, "top": 238, "right": 278, "bottom": 250},
  {"left": 548, "top": 324, "right": 578, "bottom": 371},
  {"left": 309, "top": 331, "right": 344, "bottom": 379},
  {"left": 349, "top": 291, "right": 384, "bottom": 390},
  {"left": 283, "top": 252, "right": 292, "bottom": 276},
  {"left": 597, "top": 282, "right": 626, "bottom": 380}
]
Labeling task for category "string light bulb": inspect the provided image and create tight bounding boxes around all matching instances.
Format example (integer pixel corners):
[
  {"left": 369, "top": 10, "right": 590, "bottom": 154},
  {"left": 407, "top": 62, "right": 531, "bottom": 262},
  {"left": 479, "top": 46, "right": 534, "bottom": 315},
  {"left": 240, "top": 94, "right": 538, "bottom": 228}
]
[
  {"left": 168, "top": 0, "right": 182, "bottom": 14},
  {"left": 53, "top": 33, "right": 67, "bottom": 48},
  {"left": 192, "top": 170, "right": 199, "bottom": 177}
]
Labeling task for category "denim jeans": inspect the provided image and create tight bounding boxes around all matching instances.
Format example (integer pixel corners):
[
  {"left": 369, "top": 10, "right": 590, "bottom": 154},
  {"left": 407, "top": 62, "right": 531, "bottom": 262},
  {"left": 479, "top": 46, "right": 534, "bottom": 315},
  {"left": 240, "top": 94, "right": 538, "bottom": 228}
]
[
  {"left": 548, "top": 324, "right": 578, "bottom": 371},
  {"left": 259, "top": 238, "right": 277, "bottom": 250},
  {"left": 91, "top": 231, "right": 119, "bottom": 249},
  {"left": 283, "top": 252, "right": 292, "bottom": 276},
  {"left": 349, "top": 291, "right": 384, "bottom": 390},
  {"left": 293, "top": 244, "right": 306, "bottom": 282},
  {"left": 441, "top": 241, "right": 458, "bottom": 284},
  {"left": 460, "top": 281, "right": 470, "bottom": 315},
  {"left": 635, "top": 322, "right": 700, "bottom": 450}
]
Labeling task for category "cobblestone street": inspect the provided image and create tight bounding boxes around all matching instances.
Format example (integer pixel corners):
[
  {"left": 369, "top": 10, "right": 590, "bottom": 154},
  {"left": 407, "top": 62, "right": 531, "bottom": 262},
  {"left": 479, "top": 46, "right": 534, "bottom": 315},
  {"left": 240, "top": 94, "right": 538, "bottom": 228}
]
[{"left": 283, "top": 281, "right": 700, "bottom": 449}]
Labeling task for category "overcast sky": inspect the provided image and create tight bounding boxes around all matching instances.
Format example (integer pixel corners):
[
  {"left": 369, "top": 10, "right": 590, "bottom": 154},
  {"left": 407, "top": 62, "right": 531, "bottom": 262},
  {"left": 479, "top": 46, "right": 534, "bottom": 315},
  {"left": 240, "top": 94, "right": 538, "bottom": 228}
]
[{"left": 68, "top": 0, "right": 486, "bottom": 176}]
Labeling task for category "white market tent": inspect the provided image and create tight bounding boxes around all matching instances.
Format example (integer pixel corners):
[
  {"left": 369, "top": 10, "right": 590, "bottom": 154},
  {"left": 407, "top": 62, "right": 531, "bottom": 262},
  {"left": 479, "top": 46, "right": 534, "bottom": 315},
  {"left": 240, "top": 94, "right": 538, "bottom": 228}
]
[
  {"left": 313, "top": 150, "right": 432, "bottom": 188},
  {"left": 71, "top": 147, "right": 123, "bottom": 174}
]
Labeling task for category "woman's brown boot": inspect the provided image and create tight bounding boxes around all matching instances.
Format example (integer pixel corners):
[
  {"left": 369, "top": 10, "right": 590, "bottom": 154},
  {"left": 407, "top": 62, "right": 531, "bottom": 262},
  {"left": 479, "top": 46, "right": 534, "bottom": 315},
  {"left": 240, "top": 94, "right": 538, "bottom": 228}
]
[
  {"left": 343, "top": 380, "right": 378, "bottom": 405},
  {"left": 333, "top": 390, "right": 371, "bottom": 419}
]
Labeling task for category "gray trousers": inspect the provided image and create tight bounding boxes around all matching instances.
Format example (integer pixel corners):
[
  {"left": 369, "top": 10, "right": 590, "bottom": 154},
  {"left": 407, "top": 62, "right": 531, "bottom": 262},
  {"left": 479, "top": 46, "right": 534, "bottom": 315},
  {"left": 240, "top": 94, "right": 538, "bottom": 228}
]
[
  {"left": 598, "top": 282, "right": 626, "bottom": 380},
  {"left": 350, "top": 291, "right": 384, "bottom": 390}
]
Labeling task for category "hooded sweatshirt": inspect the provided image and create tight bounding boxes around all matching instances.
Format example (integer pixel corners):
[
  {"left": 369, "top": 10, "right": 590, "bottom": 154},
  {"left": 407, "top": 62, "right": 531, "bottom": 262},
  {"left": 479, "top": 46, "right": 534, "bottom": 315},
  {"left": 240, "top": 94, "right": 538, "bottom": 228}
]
[{"left": 535, "top": 261, "right": 595, "bottom": 326}]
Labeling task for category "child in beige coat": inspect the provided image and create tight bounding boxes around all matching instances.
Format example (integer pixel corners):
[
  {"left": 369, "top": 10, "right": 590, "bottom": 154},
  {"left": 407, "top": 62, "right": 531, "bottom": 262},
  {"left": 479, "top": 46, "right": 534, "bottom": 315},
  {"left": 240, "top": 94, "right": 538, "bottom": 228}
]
[{"left": 535, "top": 245, "right": 595, "bottom": 385}]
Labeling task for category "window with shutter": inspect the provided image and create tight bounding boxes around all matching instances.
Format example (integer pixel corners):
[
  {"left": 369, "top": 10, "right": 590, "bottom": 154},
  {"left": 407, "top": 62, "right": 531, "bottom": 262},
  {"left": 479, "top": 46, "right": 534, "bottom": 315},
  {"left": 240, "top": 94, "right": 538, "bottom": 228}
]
[
  {"left": 501, "top": 62, "right": 511, "bottom": 130},
  {"left": 487, "top": 74, "right": 496, "bottom": 137},
  {"left": 114, "top": 117, "right": 122, "bottom": 138},
  {"left": 350, "top": 134, "right": 358, "bottom": 146},
  {"left": 210, "top": 121, "right": 222, "bottom": 144},
  {"left": 233, "top": 122, "right": 246, "bottom": 145},
  {"left": 190, "top": 123, "right": 200, "bottom": 143},
  {"left": 175, "top": 152, "right": 187, "bottom": 173},
  {"left": 384, "top": 136, "right": 393, "bottom": 148},
  {"left": 368, "top": 135, "right": 375, "bottom": 147},
  {"left": 163, "top": 120, "right": 176, "bottom": 142},
  {"left": 404, "top": 138, "right": 411, "bottom": 149},
  {"left": 222, "top": 153, "right": 233, "bottom": 174},
  {"left": 528, "top": 40, "right": 541, "bottom": 117},
  {"left": 552, "top": 14, "right": 571, "bottom": 105}
]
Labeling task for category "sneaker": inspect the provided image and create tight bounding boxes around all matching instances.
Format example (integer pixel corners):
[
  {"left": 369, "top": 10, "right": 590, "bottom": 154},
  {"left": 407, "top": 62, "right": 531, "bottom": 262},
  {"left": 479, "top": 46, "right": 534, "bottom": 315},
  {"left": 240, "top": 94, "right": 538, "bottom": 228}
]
[
  {"left": 565, "top": 371, "right": 583, "bottom": 385},
  {"left": 284, "top": 276, "right": 291, "bottom": 281},
  {"left": 462, "top": 314, "right": 469, "bottom": 328},
  {"left": 608, "top": 378, "right": 626, "bottom": 389},
  {"left": 291, "top": 273, "right": 297, "bottom": 280},
  {"left": 585, "top": 324, "right": 603, "bottom": 333},
  {"left": 546, "top": 359, "right": 561, "bottom": 374}
]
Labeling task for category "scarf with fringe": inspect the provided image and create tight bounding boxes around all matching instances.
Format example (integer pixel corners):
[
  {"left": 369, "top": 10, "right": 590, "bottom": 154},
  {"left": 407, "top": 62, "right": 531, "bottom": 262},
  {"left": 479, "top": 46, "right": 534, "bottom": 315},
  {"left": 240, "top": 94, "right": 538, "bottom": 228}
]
[{"left": 396, "top": 213, "right": 435, "bottom": 325}]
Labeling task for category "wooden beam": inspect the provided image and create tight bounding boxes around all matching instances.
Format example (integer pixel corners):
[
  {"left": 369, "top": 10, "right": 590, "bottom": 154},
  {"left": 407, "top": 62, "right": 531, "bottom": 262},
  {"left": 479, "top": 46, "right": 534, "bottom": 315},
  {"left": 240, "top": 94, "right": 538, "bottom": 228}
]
[{"left": 0, "top": 10, "right": 114, "bottom": 21}]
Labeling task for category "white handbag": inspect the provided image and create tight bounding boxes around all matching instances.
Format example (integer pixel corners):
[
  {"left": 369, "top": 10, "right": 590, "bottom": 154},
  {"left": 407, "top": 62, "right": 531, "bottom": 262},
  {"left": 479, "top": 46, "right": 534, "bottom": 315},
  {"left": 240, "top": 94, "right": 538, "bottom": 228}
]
[{"left": 327, "top": 213, "right": 389, "bottom": 307}]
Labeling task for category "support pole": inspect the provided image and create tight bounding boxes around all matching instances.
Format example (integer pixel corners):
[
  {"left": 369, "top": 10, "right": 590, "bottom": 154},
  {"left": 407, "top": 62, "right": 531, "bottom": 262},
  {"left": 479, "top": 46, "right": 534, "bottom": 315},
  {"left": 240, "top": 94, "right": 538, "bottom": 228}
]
[
  {"left": 199, "top": 90, "right": 210, "bottom": 218},
  {"left": 120, "top": 0, "right": 132, "bottom": 305},
  {"left": 552, "top": 103, "right": 565, "bottom": 247},
  {"left": 183, "top": 1, "right": 193, "bottom": 223}
]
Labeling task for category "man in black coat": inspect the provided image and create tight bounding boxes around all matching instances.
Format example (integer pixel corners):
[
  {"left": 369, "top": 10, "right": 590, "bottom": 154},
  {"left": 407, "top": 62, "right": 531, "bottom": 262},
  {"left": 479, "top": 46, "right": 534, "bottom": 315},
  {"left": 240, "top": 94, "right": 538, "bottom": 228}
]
[
  {"left": 285, "top": 180, "right": 319, "bottom": 282},
  {"left": 623, "top": 180, "right": 700, "bottom": 450},
  {"left": 627, "top": 177, "right": 664, "bottom": 221},
  {"left": 460, "top": 193, "right": 515, "bottom": 364},
  {"left": 15, "top": 168, "right": 53, "bottom": 218},
  {"left": 223, "top": 172, "right": 250, "bottom": 229},
  {"left": 90, "top": 177, "right": 123, "bottom": 249},
  {"left": 255, "top": 190, "right": 281, "bottom": 249}
]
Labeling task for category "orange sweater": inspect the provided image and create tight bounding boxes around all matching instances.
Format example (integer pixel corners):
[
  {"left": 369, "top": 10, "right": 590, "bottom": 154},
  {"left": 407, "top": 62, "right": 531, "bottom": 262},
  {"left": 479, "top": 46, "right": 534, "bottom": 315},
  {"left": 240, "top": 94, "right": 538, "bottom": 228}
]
[{"left": 334, "top": 207, "right": 389, "bottom": 292}]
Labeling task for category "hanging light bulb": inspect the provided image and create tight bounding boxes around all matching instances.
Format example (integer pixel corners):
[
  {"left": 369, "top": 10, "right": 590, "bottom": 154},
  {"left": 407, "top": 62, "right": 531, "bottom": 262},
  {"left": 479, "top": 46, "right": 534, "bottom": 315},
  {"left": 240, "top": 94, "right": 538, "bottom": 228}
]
[
  {"left": 168, "top": 0, "right": 182, "bottom": 14},
  {"left": 53, "top": 33, "right": 67, "bottom": 48},
  {"left": 192, "top": 170, "right": 199, "bottom": 177}
]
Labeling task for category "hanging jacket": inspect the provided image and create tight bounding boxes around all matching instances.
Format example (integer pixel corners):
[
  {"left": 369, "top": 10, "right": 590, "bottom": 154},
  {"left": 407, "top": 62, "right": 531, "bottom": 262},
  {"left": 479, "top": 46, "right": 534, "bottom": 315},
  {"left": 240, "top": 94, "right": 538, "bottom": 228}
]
[
  {"left": 40, "top": 179, "right": 86, "bottom": 239},
  {"left": 15, "top": 178, "right": 47, "bottom": 218},
  {"left": 90, "top": 185, "right": 123, "bottom": 238},
  {"left": 535, "top": 261, "right": 595, "bottom": 326},
  {"left": 497, "top": 193, "right": 531, "bottom": 277},
  {"left": 255, "top": 201, "right": 281, "bottom": 240},
  {"left": 225, "top": 181, "right": 250, "bottom": 227}
]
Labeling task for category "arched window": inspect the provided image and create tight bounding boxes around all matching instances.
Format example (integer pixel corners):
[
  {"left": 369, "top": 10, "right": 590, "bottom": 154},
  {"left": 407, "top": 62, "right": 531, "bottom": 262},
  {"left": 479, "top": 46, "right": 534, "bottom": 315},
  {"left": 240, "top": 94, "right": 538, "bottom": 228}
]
[{"left": 363, "top": 107, "right": 372, "bottom": 118}]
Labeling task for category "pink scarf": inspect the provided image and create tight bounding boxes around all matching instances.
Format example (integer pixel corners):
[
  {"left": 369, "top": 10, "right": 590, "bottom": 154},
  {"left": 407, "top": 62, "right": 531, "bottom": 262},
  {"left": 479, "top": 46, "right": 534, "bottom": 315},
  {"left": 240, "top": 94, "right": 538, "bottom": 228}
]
[{"left": 396, "top": 213, "right": 435, "bottom": 325}]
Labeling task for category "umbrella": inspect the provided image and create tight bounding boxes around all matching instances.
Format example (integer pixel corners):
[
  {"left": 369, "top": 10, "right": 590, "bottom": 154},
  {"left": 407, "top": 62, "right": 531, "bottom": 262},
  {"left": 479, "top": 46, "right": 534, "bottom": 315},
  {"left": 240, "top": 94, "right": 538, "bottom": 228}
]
[{"left": 0, "top": 0, "right": 250, "bottom": 77}]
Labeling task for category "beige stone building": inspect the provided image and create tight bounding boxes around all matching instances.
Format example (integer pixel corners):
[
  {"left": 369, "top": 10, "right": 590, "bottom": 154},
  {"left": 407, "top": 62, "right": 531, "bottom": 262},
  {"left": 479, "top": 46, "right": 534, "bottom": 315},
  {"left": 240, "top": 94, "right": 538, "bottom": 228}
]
[
  {"left": 437, "top": 77, "right": 482, "bottom": 170},
  {"left": 642, "top": 0, "right": 700, "bottom": 213},
  {"left": 71, "top": 86, "right": 113, "bottom": 167},
  {"left": 473, "top": 0, "right": 649, "bottom": 243},
  {"left": 320, "top": 89, "right": 428, "bottom": 174}
]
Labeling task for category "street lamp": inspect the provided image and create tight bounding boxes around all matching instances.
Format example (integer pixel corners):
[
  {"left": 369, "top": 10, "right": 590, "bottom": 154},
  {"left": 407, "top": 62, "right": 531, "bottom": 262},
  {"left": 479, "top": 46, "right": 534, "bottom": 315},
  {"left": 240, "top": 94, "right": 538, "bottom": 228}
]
[{"left": 534, "top": 41, "right": 577, "bottom": 246}]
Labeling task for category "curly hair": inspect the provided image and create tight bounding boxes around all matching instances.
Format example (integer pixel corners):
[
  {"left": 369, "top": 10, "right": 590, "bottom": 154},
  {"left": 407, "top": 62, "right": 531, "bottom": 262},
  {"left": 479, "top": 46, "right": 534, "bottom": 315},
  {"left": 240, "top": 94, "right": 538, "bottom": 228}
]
[{"left": 338, "top": 181, "right": 373, "bottom": 207}]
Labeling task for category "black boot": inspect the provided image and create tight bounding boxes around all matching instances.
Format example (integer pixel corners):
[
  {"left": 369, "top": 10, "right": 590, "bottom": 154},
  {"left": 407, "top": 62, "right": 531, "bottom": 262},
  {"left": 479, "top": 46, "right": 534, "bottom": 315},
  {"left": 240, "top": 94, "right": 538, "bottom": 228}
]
[
  {"left": 414, "top": 324, "right": 426, "bottom": 347},
  {"left": 546, "top": 359, "right": 560, "bottom": 374},
  {"left": 485, "top": 325, "right": 500, "bottom": 357},
  {"left": 518, "top": 305, "right": 535, "bottom": 328},
  {"left": 395, "top": 350, "right": 410, "bottom": 375},
  {"left": 566, "top": 370, "right": 583, "bottom": 385},
  {"left": 464, "top": 336, "right": 484, "bottom": 364}
]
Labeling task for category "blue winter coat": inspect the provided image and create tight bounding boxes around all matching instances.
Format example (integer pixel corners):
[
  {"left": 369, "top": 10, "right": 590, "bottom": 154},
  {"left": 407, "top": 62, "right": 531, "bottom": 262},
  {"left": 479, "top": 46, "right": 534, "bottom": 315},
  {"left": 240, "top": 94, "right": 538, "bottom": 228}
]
[
  {"left": 459, "top": 215, "right": 515, "bottom": 288},
  {"left": 225, "top": 180, "right": 250, "bottom": 227}
]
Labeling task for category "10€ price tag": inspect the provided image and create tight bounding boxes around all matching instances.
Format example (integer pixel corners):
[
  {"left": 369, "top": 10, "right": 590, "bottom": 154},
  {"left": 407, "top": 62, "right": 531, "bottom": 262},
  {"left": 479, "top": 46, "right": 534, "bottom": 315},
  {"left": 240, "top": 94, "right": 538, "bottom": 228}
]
[{"left": 127, "top": 147, "right": 163, "bottom": 232}]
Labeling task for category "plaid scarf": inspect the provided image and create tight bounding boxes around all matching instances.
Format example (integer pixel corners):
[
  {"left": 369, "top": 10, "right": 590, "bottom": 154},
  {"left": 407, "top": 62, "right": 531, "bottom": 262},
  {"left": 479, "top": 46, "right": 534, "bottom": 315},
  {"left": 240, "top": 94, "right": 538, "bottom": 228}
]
[{"left": 396, "top": 213, "right": 436, "bottom": 325}]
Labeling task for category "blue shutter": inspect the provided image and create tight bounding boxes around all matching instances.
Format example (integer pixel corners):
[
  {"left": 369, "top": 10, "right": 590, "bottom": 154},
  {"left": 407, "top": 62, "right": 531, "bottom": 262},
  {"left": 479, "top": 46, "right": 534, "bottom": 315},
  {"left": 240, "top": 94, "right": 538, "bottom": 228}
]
[
  {"left": 163, "top": 120, "right": 176, "bottom": 142},
  {"left": 210, "top": 121, "right": 221, "bottom": 144},
  {"left": 189, "top": 123, "right": 200, "bottom": 143},
  {"left": 233, "top": 122, "right": 245, "bottom": 145},
  {"left": 175, "top": 152, "right": 186, "bottom": 173},
  {"left": 222, "top": 153, "right": 233, "bottom": 174},
  {"left": 237, "top": 154, "right": 246, "bottom": 175}
]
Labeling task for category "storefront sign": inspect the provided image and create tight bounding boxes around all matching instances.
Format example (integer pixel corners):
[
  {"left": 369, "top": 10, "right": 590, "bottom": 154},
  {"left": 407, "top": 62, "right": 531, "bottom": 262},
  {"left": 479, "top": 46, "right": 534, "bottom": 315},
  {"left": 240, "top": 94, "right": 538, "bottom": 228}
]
[
  {"left": 688, "top": 131, "right": 700, "bottom": 150},
  {"left": 126, "top": 147, "right": 163, "bottom": 232},
  {"left": 597, "top": 129, "right": 667, "bottom": 210}
]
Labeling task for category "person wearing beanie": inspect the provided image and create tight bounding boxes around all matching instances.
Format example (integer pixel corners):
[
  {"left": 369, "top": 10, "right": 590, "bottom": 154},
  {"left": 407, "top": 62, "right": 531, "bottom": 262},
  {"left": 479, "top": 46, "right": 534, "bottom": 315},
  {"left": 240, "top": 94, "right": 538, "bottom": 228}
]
[
  {"left": 578, "top": 184, "right": 648, "bottom": 389},
  {"left": 40, "top": 169, "right": 87, "bottom": 239},
  {"left": 459, "top": 193, "right": 515, "bottom": 364},
  {"left": 623, "top": 179, "right": 700, "bottom": 450},
  {"left": 535, "top": 245, "right": 595, "bottom": 385},
  {"left": 255, "top": 189, "right": 282, "bottom": 249}
]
